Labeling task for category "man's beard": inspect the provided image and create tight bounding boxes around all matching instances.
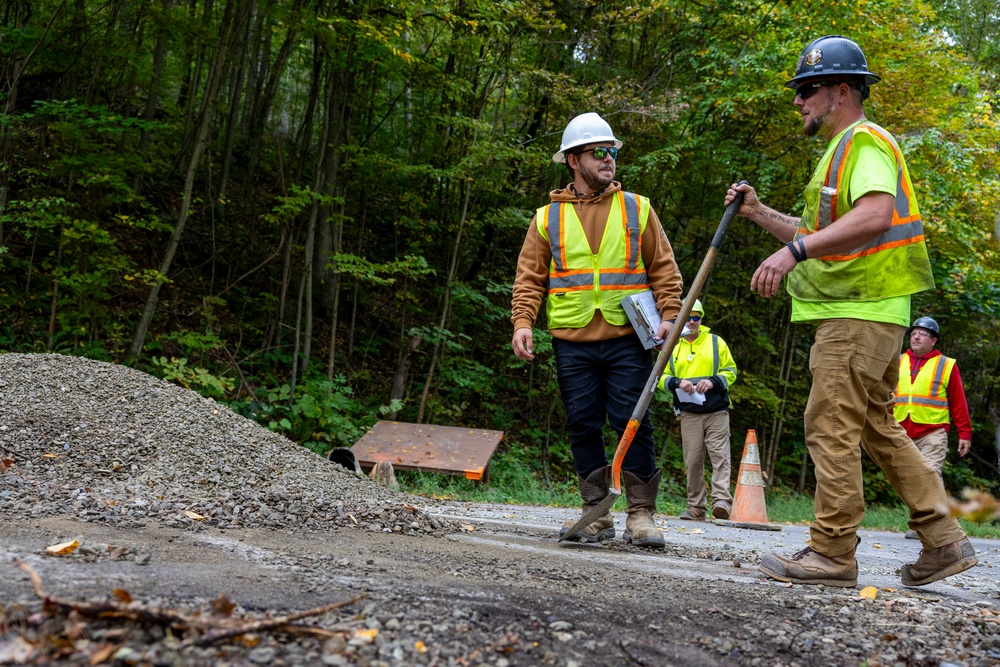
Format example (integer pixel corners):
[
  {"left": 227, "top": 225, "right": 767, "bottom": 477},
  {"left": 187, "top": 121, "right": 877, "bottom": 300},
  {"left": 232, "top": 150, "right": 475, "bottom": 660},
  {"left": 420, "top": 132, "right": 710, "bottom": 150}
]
[
  {"left": 804, "top": 95, "right": 834, "bottom": 137},
  {"left": 581, "top": 165, "right": 613, "bottom": 192}
]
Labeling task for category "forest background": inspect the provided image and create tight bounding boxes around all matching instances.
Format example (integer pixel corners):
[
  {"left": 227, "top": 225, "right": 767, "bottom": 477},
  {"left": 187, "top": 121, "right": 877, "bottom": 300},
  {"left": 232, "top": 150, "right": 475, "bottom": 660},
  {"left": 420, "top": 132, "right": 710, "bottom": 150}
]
[{"left": 1, "top": 0, "right": 998, "bottom": 505}]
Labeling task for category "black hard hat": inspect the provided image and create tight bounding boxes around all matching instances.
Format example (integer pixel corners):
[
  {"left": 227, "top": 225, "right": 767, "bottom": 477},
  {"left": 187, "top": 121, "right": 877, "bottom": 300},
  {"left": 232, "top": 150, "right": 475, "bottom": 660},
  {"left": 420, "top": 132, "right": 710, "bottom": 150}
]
[
  {"left": 786, "top": 35, "right": 881, "bottom": 91},
  {"left": 909, "top": 316, "right": 941, "bottom": 340}
]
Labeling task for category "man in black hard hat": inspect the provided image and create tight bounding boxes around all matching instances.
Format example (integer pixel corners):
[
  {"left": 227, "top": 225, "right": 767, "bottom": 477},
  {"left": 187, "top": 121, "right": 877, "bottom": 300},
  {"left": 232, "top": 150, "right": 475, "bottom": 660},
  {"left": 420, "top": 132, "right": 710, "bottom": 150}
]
[
  {"left": 894, "top": 317, "right": 973, "bottom": 477},
  {"left": 725, "top": 35, "right": 977, "bottom": 588}
]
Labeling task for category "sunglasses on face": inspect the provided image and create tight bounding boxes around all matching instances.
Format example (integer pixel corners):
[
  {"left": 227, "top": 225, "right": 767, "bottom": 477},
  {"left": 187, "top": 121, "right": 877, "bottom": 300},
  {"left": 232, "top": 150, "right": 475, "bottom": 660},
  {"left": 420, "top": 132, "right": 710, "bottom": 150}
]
[
  {"left": 795, "top": 81, "right": 834, "bottom": 101},
  {"left": 574, "top": 146, "right": 618, "bottom": 160},
  {"left": 687, "top": 315, "right": 702, "bottom": 322}
]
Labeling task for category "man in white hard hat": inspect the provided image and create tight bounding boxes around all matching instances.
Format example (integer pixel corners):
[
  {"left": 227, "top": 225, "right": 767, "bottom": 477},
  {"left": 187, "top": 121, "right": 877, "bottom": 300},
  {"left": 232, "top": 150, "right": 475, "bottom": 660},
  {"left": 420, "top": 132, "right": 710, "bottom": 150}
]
[
  {"left": 511, "top": 112, "right": 683, "bottom": 548},
  {"left": 726, "top": 35, "right": 976, "bottom": 587},
  {"left": 657, "top": 298, "right": 737, "bottom": 521}
]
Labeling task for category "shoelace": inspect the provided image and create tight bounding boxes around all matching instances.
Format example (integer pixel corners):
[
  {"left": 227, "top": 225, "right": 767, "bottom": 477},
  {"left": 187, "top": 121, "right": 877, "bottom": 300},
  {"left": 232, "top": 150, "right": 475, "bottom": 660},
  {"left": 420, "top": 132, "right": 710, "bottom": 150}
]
[{"left": 790, "top": 546, "right": 814, "bottom": 561}]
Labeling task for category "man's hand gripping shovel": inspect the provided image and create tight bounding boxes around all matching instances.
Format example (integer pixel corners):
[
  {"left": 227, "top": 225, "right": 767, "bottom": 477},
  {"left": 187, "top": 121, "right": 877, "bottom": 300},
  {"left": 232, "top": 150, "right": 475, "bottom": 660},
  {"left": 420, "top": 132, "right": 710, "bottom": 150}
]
[{"left": 559, "top": 184, "right": 747, "bottom": 542}]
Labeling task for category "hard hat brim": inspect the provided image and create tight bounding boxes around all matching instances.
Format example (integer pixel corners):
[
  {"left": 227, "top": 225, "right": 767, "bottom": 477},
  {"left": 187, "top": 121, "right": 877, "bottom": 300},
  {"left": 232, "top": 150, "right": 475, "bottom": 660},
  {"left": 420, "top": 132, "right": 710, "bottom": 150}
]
[{"left": 785, "top": 72, "right": 881, "bottom": 89}]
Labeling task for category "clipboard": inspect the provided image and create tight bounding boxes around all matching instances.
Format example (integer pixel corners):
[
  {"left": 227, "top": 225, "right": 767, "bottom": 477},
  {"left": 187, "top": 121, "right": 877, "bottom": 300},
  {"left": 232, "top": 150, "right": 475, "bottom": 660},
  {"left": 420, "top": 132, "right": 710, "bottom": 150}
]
[
  {"left": 621, "top": 291, "right": 664, "bottom": 350},
  {"left": 621, "top": 291, "right": 689, "bottom": 350}
]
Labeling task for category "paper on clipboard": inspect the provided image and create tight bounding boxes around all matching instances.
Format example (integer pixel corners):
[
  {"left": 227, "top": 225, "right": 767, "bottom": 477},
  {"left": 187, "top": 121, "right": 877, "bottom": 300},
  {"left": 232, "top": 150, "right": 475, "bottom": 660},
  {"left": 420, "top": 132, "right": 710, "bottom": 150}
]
[
  {"left": 675, "top": 388, "right": 706, "bottom": 405},
  {"left": 621, "top": 291, "right": 663, "bottom": 350}
]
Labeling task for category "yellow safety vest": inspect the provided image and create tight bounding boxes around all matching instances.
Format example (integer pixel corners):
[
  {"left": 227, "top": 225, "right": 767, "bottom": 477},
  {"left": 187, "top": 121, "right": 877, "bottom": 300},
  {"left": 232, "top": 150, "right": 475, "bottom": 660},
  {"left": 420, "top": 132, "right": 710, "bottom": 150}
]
[
  {"left": 893, "top": 354, "right": 955, "bottom": 425},
  {"left": 789, "top": 121, "right": 935, "bottom": 301},
  {"left": 537, "top": 191, "right": 650, "bottom": 329}
]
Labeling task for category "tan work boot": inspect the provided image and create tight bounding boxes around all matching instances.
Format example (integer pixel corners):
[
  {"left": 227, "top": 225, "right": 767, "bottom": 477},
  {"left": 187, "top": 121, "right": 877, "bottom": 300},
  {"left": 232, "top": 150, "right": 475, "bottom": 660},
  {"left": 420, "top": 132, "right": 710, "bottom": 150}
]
[
  {"left": 558, "top": 466, "right": 615, "bottom": 543},
  {"left": 759, "top": 541, "right": 859, "bottom": 588},
  {"left": 901, "top": 537, "right": 978, "bottom": 587},
  {"left": 678, "top": 508, "right": 705, "bottom": 521},
  {"left": 622, "top": 470, "right": 665, "bottom": 549}
]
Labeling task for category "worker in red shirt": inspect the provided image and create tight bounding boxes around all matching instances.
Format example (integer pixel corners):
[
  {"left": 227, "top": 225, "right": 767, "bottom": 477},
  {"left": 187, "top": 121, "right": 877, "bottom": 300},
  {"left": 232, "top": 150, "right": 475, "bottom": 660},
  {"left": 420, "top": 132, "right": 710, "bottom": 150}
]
[{"left": 894, "top": 316, "right": 973, "bottom": 538}]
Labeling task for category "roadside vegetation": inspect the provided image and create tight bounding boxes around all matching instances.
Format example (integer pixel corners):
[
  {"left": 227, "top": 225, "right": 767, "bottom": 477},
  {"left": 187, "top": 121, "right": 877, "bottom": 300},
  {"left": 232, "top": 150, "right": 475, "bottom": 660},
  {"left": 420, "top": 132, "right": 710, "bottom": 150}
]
[{"left": 1, "top": 1, "right": 998, "bottom": 512}]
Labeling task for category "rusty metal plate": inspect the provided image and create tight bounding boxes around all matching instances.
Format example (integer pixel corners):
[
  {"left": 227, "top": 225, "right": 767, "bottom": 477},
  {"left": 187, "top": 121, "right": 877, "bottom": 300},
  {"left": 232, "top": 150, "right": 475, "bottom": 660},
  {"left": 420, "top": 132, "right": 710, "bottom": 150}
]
[{"left": 351, "top": 421, "right": 504, "bottom": 480}]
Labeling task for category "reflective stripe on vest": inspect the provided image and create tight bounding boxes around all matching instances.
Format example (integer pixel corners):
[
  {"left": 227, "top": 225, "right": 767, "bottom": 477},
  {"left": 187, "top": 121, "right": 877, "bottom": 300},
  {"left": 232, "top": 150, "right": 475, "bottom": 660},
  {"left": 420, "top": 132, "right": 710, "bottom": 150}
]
[
  {"left": 545, "top": 191, "right": 647, "bottom": 294},
  {"left": 805, "top": 122, "right": 923, "bottom": 262},
  {"left": 893, "top": 354, "right": 955, "bottom": 425}
]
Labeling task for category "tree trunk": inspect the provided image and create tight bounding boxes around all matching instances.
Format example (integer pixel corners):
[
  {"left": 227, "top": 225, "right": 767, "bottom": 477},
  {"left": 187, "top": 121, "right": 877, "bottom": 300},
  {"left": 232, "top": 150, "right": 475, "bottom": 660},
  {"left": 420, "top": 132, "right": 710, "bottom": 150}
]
[
  {"left": 765, "top": 321, "right": 796, "bottom": 485},
  {"left": 134, "top": 0, "right": 170, "bottom": 195},
  {"left": 127, "top": 0, "right": 247, "bottom": 363},
  {"left": 389, "top": 334, "right": 422, "bottom": 420},
  {"left": 47, "top": 225, "right": 65, "bottom": 350},
  {"left": 0, "top": 2, "right": 63, "bottom": 246},
  {"left": 417, "top": 178, "right": 472, "bottom": 423}
]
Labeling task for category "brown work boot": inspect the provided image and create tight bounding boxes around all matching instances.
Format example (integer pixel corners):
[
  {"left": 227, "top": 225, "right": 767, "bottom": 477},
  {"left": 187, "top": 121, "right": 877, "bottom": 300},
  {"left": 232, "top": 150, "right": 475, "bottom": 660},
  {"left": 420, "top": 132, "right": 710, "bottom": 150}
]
[
  {"left": 712, "top": 501, "right": 732, "bottom": 520},
  {"left": 558, "top": 466, "right": 615, "bottom": 543},
  {"left": 622, "top": 470, "right": 665, "bottom": 549},
  {"left": 901, "top": 537, "right": 978, "bottom": 587},
  {"left": 678, "top": 508, "right": 705, "bottom": 521},
  {"left": 759, "top": 542, "right": 858, "bottom": 588}
]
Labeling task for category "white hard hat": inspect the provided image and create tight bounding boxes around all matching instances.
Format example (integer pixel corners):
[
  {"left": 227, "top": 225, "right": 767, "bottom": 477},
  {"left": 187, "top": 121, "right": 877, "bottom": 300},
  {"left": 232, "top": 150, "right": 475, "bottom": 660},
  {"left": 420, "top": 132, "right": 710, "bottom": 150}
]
[{"left": 552, "top": 113, "right": 623, "bottom": 163}]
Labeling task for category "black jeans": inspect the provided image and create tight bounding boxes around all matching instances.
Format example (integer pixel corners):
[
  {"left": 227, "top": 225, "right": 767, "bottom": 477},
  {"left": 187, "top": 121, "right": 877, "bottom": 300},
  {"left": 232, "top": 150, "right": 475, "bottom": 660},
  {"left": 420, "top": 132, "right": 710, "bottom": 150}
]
[{"left": 553, "top": 335, "right": 657, "bottom": 480}]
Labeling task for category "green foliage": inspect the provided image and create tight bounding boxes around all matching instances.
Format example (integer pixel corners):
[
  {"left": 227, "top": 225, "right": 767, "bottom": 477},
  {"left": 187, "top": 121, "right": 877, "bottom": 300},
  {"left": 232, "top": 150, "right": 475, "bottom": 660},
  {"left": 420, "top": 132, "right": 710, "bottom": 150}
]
[
  {"left": 0, "top": 0, "right": 997, "bottom": 501},
  {"left": 150, "top": 356, "right": 235, "bottom": 398},
  {"left": 230, "top": 376, "right": 398, "bottom": 455}
]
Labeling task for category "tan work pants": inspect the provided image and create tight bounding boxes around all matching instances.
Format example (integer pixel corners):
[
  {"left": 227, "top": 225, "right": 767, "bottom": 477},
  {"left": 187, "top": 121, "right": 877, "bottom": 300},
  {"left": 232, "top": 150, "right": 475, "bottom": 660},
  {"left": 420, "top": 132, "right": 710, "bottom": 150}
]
[
  {"left": 912, "top": 428, "right": 949, "bottom": 477},
  {"left": 804, "top": 319, "right": 965, "bottom": 556},
  {"left": 679, "top": 410, "right": 733, "bottom": 512}
]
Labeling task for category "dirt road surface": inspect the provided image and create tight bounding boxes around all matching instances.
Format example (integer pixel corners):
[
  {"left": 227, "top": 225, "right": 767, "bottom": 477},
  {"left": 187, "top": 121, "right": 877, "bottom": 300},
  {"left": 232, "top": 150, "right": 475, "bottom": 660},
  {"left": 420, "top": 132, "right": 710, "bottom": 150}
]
[
  {"left": 3, "top": 500, "right": 998, "bottom": 666},
  {"left": 2, "top": 354, "right": 998, "bottom": 666}
]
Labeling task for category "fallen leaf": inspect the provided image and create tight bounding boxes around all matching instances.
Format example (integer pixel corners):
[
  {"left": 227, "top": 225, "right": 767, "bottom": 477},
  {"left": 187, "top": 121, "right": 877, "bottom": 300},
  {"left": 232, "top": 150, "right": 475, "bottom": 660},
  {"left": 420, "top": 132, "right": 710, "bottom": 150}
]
[
  {"left": 872, "top": 543, "right": 882, "bottom": 549},
  {"left": 461, "top": 524, "right": 475, "bottom": 531},
  {"left": 0, "top": 636, "right": 36, "bottom": 663},
  {"left": 414, "top": 640, "right": 427, "bottom": 653},
  {"left": 0, "top": 458, "right": 13, "bottom": 472},
  {"left": 211, "top": 595, "right": 235, "bottom": 617},
  {"left": 352, "top": 628, "right": 378, "bottom": 642},
  {"left": 46, "top": 540, "right": 79, "bottom": 556},
  {"left": 690, "top": 529, "right": 703, "bottom": 534},
  {"left": 43, "top": 453, "right": 59, "bottom": 459},
  {"left": 89, "top": 643, "right": 118, "bottom": 665},
  {"left": 860, "top": 586, "right": 878, "bottom": 599},
  {"left": 883, "top": 587, "right": 898, "bottom": 593},
  {"left": 184, "top": 511, "right": 205, "bottom": 520},
  {"left": 948, "top": 488, "right": 1000, "bottom": 523},
  {"left": 111, "top": 589, "right": 133, "bottom": 603}
]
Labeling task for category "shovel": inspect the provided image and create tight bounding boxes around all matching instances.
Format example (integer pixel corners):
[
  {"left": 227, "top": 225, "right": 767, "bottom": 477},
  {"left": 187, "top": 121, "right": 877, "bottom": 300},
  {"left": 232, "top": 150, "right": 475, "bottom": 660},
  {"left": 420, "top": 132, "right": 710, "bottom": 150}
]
[{"left": 559, "top": 183, "right": 747, "bottom": 542}]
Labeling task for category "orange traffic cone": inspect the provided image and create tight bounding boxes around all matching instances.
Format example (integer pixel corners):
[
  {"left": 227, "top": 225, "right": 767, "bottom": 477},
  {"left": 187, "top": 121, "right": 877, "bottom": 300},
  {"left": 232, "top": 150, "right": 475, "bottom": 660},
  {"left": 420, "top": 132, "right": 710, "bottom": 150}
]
[{"left": 714, "top": 429, "right": 781, "bottom": 531}]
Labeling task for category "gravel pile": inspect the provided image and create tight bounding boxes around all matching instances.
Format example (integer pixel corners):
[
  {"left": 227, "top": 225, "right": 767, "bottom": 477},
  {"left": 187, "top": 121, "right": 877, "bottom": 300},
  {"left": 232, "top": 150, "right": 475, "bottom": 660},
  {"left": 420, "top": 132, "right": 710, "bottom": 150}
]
[
  {"left": 3, "top": 353, "right": 999, "bottom": 667},
  {"left": 0, "top": 353, "right": 451, "bottom": 536}
]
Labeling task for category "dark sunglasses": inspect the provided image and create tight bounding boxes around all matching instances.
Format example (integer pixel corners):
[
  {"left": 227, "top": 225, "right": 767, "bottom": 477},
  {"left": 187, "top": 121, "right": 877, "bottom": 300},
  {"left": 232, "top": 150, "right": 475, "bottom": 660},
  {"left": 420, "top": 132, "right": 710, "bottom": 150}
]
[
  {"left": 795, "top": 81, "right": 834, "bottom": 101},
  {"left": 687, "top": 315, "right": 702, "bottom": 322},
  {"left": 574, "top": 146, "right": 618, "bottom": 160}
]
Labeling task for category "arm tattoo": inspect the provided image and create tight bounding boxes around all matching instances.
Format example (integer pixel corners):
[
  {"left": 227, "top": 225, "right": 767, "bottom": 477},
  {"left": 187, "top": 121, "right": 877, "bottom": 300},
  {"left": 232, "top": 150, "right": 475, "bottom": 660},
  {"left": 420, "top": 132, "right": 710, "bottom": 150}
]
[{"left": 754, "top": 207, "right": 796, "bottom": 227}]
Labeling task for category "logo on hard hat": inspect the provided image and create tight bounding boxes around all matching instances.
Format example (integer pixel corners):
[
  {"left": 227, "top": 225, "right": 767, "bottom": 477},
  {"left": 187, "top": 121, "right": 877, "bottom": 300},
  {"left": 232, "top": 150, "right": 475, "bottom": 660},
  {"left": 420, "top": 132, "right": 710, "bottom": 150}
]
[{"left": 805, "top": 48, "right": 822, "bottom": 66}]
